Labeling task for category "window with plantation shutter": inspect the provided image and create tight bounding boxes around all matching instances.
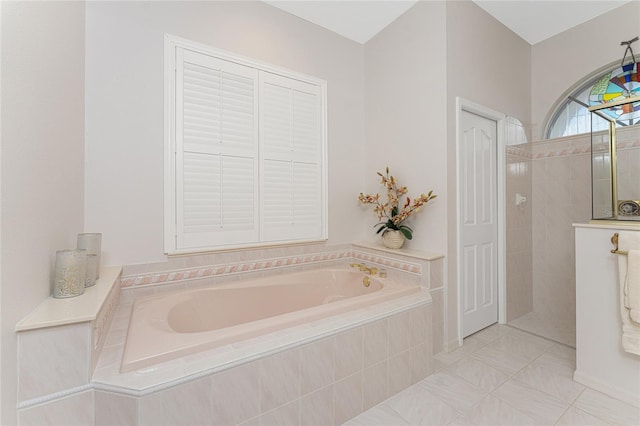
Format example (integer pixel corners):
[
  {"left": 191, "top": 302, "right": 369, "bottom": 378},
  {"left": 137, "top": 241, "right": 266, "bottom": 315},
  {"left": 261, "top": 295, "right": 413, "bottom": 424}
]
[
  {"left": 165, "top": 36, "right": 327, "bottom": 253},
  {"left": 261, "top": 72, "right": 323, "bottom": 242}
]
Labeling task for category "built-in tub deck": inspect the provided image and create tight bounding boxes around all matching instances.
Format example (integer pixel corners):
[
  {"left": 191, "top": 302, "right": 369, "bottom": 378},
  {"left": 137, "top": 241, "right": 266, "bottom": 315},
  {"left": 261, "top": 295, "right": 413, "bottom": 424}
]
[{"left": 92, "top": 274, "right": 431, "bottom": 395}]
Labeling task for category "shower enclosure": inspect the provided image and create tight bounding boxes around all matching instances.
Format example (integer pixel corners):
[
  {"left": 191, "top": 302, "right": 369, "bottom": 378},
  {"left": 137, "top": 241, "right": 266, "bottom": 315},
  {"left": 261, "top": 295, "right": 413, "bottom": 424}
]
[{"left": 590, "top": 96, "right": 640, "bottom": 222}]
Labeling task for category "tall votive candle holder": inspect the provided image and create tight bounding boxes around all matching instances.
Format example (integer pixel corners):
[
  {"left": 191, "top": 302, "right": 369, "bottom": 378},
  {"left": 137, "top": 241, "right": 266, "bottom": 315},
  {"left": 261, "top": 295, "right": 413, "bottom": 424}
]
[
  {"left": 85, "top": 254, "right": 97, "bottom": 287},
  {"left": 77, "top": 233, "right": 101, "bottom": 279},
  {"left": 53, "top": 249, "right": 86, "bottom": 298}
]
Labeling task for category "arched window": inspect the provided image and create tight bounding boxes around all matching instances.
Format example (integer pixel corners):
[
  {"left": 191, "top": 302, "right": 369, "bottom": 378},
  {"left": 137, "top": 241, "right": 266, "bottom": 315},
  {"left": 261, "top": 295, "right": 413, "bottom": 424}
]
[{"left": 545, "top": 61, "right": 639, "bottom": 139}]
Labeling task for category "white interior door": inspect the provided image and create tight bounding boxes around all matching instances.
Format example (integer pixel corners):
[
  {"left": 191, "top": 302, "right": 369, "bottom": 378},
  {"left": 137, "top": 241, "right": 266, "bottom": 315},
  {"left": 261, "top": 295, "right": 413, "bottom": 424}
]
[{"left": 460, "top": 110, "right": 498, "bottom": 337}]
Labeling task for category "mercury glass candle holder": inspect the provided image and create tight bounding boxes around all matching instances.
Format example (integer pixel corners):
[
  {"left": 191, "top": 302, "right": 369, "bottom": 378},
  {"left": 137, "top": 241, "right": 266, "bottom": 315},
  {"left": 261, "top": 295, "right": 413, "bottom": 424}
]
[
  {"left": 77, "top": 233, "right": 101, "bottom": 279},
  {"left": 53, "top": 249, "right": 86, "bottom": 298},
  {"left": 85, "top": 254, "right": 97, "bottom": 287}
]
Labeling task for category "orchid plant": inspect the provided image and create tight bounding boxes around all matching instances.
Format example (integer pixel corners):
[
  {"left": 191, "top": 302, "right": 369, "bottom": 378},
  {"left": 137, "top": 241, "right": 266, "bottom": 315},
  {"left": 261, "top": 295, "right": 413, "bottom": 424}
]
[{"left": 358, "top": 167, "right": 436, "bottom": 240}]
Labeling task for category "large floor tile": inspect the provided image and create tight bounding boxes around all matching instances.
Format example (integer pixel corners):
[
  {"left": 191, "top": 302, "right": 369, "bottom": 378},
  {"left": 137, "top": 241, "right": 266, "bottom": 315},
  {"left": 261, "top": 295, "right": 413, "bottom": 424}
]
[
  {"left": 487, "top": 334, "right": 549, "bottom": 362},
  {"left": 544, "top": 343, "right": 576, "bottom": 363},
  {"left": 433, "top": 349, "right": 466, "bottom": 371},
  {"left": 530, "top": 352, "right": 575, "bottom": 377},
  {"left": 491, "top": 379, "right": 569, "bottom": 424},
  {"left": 555, "top": 406, "right": 610, "bottom": 426},
  {"left": 385, "top": 383, "right": 459, "bottom": 425},
  {"left": 467, "top": 324, "right": 508, "bottom": 344},
  {"left": 508, "top": 312, "right": 575, "bottom": 348},
  {"left": 446, "top": 357, "right": 510, "bottom": 393},
  {"left": 573, "top": 388, "right": 640, "bottom": 426},
  {"left": 512, "top": 362, "right": 585, "bottom": 404},
  {"left": 451, "top": 335, "right": 490, "bottom": 357},
  {"left": 420, "top": 371, "right": 487, "bottom": 412},
  {"left": 343, "top": 403, "right": 409, "bottom": 426},
  {"left": 448, "top": 395, "right": 538, "bottom": 426},
  {"left": 471, "top": 344, "right": 531, "bottom": 375}
]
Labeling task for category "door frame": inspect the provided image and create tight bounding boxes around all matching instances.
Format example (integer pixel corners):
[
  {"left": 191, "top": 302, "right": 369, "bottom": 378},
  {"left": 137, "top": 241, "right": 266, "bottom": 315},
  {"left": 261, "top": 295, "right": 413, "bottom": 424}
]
[{"left": 455, "top": 97, "right": 507, "bottom": 346}]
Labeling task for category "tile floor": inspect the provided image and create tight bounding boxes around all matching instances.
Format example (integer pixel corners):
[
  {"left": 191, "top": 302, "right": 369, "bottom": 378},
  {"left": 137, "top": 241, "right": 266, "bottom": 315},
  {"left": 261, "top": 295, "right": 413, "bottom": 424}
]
[
  {"left": 345, "top": 324, "right": 640, "bottom": 425},
  {"left": 509, "top": 312, "right": 576, "bottom": 348}
]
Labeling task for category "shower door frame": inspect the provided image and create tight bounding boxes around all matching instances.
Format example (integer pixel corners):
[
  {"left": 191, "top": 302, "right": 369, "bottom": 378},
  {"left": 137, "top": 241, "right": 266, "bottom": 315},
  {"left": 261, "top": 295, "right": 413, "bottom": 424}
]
[{"left": 455, "top": 97, "right": 507, "bottom": 346}]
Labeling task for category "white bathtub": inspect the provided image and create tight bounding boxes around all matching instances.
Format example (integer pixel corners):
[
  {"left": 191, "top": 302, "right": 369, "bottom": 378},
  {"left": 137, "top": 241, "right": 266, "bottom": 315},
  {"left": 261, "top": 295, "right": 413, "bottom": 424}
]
[{"left": 121, "top": 268, "right": 419, "bottom": 372}]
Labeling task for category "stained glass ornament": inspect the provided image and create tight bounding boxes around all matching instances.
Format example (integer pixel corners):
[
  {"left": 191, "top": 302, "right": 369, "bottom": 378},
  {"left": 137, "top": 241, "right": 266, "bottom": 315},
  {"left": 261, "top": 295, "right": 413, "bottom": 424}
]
[{"left": 589, "top": 61, "right": 640, "bottom": 123}]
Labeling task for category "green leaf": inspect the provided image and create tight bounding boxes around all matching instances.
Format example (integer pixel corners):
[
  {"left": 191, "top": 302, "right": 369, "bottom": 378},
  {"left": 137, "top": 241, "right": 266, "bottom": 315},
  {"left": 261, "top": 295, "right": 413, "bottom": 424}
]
[{"left": 399, "top": 227, "right": 413, "bottom": 240}]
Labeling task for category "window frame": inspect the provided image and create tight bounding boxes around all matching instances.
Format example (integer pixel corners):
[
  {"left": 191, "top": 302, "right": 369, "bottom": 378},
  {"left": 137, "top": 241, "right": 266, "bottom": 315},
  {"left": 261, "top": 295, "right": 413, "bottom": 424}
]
[
  {"left": 542, "top": 60, "right": 632, "bottom": 140},
  {"left": 164, "top": 34, "right": 328, "bottom": 255}
]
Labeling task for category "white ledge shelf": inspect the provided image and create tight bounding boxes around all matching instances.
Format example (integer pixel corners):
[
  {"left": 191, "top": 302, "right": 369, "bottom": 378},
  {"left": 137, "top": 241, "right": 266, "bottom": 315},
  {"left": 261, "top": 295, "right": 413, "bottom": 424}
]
[
  {"left": 574, "top": 222, "right": 640, "bottom": 230},
  {"left": 353, "top": 241, "right": 444, "bottom": 261},
  {"left": 16, "top": 265, "right": 122, "bottom": 332}
]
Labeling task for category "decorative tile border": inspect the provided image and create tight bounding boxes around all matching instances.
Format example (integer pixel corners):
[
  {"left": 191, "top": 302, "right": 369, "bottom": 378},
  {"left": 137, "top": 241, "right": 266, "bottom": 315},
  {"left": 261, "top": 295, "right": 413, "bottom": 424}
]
[
  {"left": 93, "top": 279, "right": 120, "bottom": 352},
  {"left": 506, "top": 145, "right": 533, "bottom": 160},
  {"left": 120, "top": 247, "right": 424, "bottom": 288},
  {"left": 120, "top": 250, "right": 353, "bottom": 288},
  {"left": 532, "top": 139, "right": 640, "bottom": 159},
  {"left": 352, "top": 250, "right": 422, "bottom": 275},
  {"left": 530, "top": 125, "right": 640, "bottom": 160}
]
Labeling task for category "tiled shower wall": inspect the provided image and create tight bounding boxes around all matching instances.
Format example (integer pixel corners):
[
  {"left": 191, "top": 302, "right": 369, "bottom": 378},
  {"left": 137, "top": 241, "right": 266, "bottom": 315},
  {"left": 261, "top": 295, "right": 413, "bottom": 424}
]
[
  {"left": 531, "top": 135, "right": 592, "bottom": 331},
  {"left": 505, "top": 118, "right": 533, "bottom": 321}
]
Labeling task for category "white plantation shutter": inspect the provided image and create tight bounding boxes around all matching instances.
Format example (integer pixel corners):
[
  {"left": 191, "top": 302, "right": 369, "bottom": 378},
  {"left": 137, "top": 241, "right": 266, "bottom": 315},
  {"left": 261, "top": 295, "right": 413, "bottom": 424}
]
[
  {"left": 166, "top": 37, "right": 326, "bottom": 252},
  {"left": 176, "top": 48, "right": 259, "bottom": 249},
  {"left": 260, "top": 72, "right": 323, "bottom": 242}
]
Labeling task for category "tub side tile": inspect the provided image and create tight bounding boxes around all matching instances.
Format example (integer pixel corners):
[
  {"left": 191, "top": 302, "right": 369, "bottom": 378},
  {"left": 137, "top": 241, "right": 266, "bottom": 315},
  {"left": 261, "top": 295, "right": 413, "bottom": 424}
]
[
  {"left": 211, "top": 361, "right": 260, "bottom": 425},
  {"left": 363, "top": 360, "right": 389, "bottom": 410},
  {"left": 409, "top": 306, "right": 428, "bottom": 346},
  {"left": 334, "top": 371, "right": 364, "bottom": 425},
  {"left": 17, "top": 390, "right": 94, "bottom": 426},
  {"left": 334, "top": 327, "right": 364, "bottom": 381},
  {"left": 260, "top": 348, "right": 301, "bottom": 413},
  {"left": 410, "top": 342, "right": 429, "bottom": 384},
  {"left": 95, "top": 390, "right": 138, "bottom": 426},
  {"left": 363, "top": 319, "right": 388, "bottom": 368},
  {"left": 388, "top": 311, "right": 411, "bottom": 357},
  {"left": 388, "top": 349, "right": 412, "bottom": 396},
  {"left": 300, "top": 336, "right": 334, "bottom": 396},
  {"left": 300, "top": 385, "right": 335, "bottom": 426},
  {"left": 138, "top": 376, "right": 213, "bottom": 426},
  {"left": 259, "top": 399, "right": 300, "bottom": 426},
  {"left": 18, "top": 322, "right": 91, "bottom": 402},
  {"left": 238, "top": 415, "right": 261, "bottom": 426}
]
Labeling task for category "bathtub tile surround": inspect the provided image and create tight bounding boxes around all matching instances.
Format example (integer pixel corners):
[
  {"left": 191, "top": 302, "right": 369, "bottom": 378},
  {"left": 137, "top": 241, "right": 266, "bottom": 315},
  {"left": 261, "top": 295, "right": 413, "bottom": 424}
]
[
  {"left": 352, "top": 241, "right": 445, "bottom": 353},
  {"left": 119, "top": 243, "right": 355, "bottom": 287},
  {"left": 17, "top": 390, "right": 94, "bottom": 426},
  {"left": 17, "top": 322, "right": 91, "bottom": 402},
  {"left": 96, "top": 300, "right": 432, "bottom": 426},
  {"left": 119, "top": 242, "right": 432, "bottom": 290},
  {"left": 15, "top": 266, "right": 122, "bottom": 422},
  {"left": 95, "top": 391, "right": 138, "bottom": 426},
  {"left": 16, "top": 242, "right": 441, "bottom": 425},
  {"left": 300, "top": 337, "right": 334, "bottom": 395}
]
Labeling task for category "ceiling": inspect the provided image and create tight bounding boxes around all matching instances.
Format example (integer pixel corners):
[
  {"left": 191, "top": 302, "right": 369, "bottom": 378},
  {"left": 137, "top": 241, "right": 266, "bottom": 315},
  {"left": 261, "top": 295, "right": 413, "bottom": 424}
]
[{"left": 264, "top": 0, "right": 634, "bottom": 45}]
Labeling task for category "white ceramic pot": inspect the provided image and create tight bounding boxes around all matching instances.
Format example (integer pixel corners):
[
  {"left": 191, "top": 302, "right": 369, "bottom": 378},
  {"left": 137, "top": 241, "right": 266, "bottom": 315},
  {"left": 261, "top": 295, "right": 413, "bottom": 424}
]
[{"left": 382, "top": 230, "right": 405, "bottom": 249}]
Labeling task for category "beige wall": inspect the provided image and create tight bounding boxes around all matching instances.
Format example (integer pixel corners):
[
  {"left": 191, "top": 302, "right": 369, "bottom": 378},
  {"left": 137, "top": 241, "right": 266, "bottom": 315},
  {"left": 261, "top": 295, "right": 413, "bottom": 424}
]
[
  {"left": 445, "top": 0, "right": 532, "bottom": 348},
  {"left": 363, "top": 1, "right": 448, "bottom": 253},
  {"left": 85, "top": 1, "right": 366, "bottom": 266},
  {"left": 0, "top": 1, "right": 86, "bottom": 423},
  {"left": 531, "top": 1, "right": 640, "bottom": 140}
]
